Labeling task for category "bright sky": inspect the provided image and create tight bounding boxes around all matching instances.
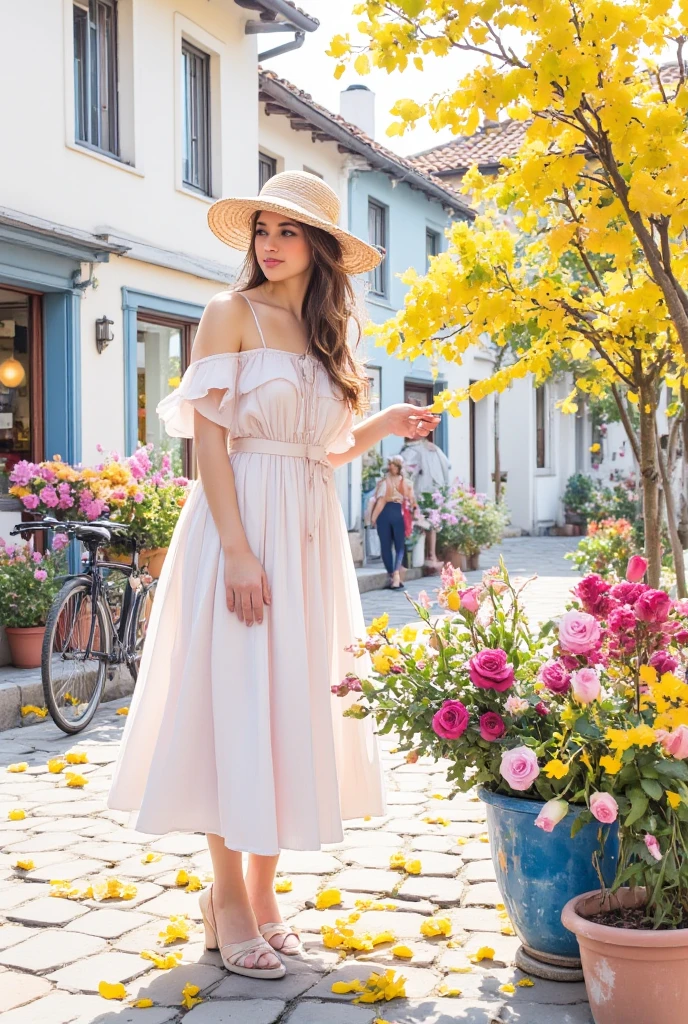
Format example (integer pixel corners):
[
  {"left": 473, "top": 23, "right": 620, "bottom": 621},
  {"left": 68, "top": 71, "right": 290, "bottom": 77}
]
[{"left": 268, "top": 0, "right": 480, "bottom": 158}]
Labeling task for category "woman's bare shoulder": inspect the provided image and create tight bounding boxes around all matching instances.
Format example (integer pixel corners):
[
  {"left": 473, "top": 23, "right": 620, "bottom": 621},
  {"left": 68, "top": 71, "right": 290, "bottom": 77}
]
[{"left": 191, "top": 291, "right": 250, "bottom": 361}]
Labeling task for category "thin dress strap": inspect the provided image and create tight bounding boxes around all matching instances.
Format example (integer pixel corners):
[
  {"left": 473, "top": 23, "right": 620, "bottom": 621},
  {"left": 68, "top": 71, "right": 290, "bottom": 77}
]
[{"left": 238, "top": 293, "right": 267, "bottom": 349}]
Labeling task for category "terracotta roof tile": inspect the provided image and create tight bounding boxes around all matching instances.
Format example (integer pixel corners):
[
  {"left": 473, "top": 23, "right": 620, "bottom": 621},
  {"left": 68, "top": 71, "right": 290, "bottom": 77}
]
[
  {"left": 258, "top": 69, "right": 473, "bottom": 215},
  {"left": 409, "top": 120, "right": 528, "bottom": 176}
]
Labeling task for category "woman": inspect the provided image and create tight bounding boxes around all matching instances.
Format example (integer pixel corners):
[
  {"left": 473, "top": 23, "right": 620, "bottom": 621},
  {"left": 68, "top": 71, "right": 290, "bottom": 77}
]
[
  {"left": 371, "top": 455, "right": 418, "bottom": 590},
  {"left": 107, "top": 171, "right": 440, "bottom": 980}
]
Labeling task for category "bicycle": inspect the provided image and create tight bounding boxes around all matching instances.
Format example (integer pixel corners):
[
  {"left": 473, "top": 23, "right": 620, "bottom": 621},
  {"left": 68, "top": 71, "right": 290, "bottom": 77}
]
[{"left": 10, "top": 517, "right": 158, "bottom": 734}]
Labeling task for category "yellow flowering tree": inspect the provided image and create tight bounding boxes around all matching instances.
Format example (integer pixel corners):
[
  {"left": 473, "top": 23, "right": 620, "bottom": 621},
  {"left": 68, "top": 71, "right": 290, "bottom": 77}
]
[{"left": 329, "top": 1, "right": 688, "bottom": 588}]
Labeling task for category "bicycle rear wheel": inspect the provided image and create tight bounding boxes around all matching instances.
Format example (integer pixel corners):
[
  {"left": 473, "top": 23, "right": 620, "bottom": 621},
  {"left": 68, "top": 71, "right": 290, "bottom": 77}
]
[
  {"left": 127, "top": 579, "right": 158, "bottom": 681},
  {"left": 42, "top": 578, "right": 110, "bottom": 734}
]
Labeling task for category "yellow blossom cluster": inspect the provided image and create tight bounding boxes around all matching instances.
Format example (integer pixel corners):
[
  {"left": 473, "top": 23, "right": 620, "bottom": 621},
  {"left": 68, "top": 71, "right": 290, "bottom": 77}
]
[
  {"left": 332, "top": 969, "right": 407, "bottom": 1004},
  {"left": 321, "top": 910, "right": 396, "bottom": 952},
  {"left": 50, "top": 876, "right": 137, "bottom": 902},
  {"left": 158, "top": 915, "right": 191, "bottom": 945}
]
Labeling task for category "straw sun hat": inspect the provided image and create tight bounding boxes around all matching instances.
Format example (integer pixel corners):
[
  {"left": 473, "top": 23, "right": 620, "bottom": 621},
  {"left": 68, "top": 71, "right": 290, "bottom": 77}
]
[{"left": 207, "top": 170, "right": 383, "bottom": 276}]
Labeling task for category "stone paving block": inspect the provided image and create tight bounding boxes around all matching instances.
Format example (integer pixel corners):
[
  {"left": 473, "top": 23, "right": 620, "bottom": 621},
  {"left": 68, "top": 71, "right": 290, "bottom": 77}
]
[
  {"left": 462, "top": 932, "right": 520, "bottom": 967},
  {"left": 464, "top": 882, "right": 502, "bottom": 907},
  {"left": 79, "top": 1009, "right": 178, "bottom": 1024},
  {"left": 32, "top": 800, "right": 106, "bottom": 816},
  {"left": 28, "top": 857, "right": 105, "bottom": 882},
  {"left": 397, "top": 876, "right": 464, "bottom": 904},
  {"left": 447, "top": 823, "right": 490, "bottom": 840},
  {"left": 333, "top": 868, "right": 402, "bottom": 894},
  {"left": 461, "top": 842, "right": 494, "bottom": 861},
  {"left": 498, "top": 1005, "right": 594, "bottom": 1024},
  {"left": 97, "top": 827, "right": 160, "bottom": 844},
  {"left": 341, "top": 815, "right": 391, "bottom": 830},
  {"left": 149, "top": 832, "right": 209, "bottom": 856},
  {"left": 123, "top": 961, "right": 226, "bottom": 1005},
  {"left": 131, "top": 886, "right": 204, "bottom": 919},
  {"left": 28, "top": 816, "right": 107, "bottom": 833},
  {"left": 65, "top": 907, "right": 155, "bottom": 938},
  {"left": 284, "top": 1004, "right": 377, "bottom": 1024},
  {"left": 71, "top": 819, "right": 115, "bottom": 838},
  {"left": 386, "top": 791, "right": 427, "bottom": 805},
  {"left": 337, "top": 892, "right": 435, "bottom": 915},
  {"left": 112, "top": 853, "right": 184, "bottom": 879},
  {"left": 0, "top": 991, "right": 110, "bottom": 1024},
  {"left": 385, "top": 998, "right": 507, "bottom": 1023},
  {"left": 81, "top": 880, "right": 164, "bottom": 910},
  {"left": 212, "top": 957, "right": 322, "bottom": 1001},
  {"left": 492, "top": 968, "right": 589, "bottom": 1004},
  {"left": 0, "top": 968, "right": 52, "bottom": 1012},
  {"left": 304, "top": 959, "right": 437, "bottom": 1000},
  {"left": 328, "top": 831, "right": 403, "bottom": 850},
  {"left": 75, "top": 840, "right": 143, "bottom": 862},
  {"left": 435, "top": 804, "right": 487, "bottom": 822},
  {"left": 0, "top": 923, "right": 39, "bottom": 949},
  {"left": 7, "top": 895, "right": 90, "bottom": 926},
  {"left": 5, "top": 832, "right": 82, "bottom": 853},
  {"left": 351, "top": 908, "right": 430, "bottom": 939},
  {"left": 183, "top": 1000, "right": 286, "bottom": 1023},
  {"left": 452, "top": 908, "right": 504, "bottom": 933},
  {"left": 395, "top": 774, "right": 432, "bottom": 792},
  {"left": 276, "top": 849, "right": 344, "bottom": 874},
  {"left": 0, "top": 929, "right": 106, "bottom": 971},
  {"left": 112, "top": 918, "right": 204, "bottom": 953},
  {"left": 384, "top": 818, "right": 437, "bottom": 836},
  {"left": 0, "top": 882, "right": 51, "bottom": 910},
  {"left": 48, "top": 949, "right": 152, "bottom": 991},
  {"left": 356, "top": 940, "right": 436, "bottom": 967},
  {"left": 410, "top": 835, "right": 461, "bottom": 853},
  {"left": 464, "top": 859, "right": 498, "bottom": 882}
]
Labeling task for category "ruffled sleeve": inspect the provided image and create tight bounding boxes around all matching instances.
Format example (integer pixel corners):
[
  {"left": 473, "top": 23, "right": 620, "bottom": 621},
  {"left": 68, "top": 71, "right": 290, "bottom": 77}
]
[
  {"left": 155, "top": 355, "right": 238, "bottom": 439},
  {"left": 325, "top": 405, "right": 356, "bottom": 455}
]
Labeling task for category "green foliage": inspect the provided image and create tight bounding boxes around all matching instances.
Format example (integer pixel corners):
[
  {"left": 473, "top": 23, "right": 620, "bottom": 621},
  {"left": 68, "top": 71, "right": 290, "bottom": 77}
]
[
  {"left": 566, "top": 518, "right": 635, "bottom": 579},
  {"left": 0, "top": 542, "right": 66, "bottom": 628}
]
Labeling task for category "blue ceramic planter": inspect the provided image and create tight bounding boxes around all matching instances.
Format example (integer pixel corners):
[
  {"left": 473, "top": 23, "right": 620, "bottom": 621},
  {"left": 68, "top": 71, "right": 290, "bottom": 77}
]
[{"left": 479, "top": 787, "right": 619, "bottom": 962}]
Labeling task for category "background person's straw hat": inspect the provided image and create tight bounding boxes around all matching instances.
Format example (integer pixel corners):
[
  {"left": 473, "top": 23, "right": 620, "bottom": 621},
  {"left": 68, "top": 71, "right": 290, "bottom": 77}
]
[{"left": 208, "top": 170, "right": 383, "bottom": 276}]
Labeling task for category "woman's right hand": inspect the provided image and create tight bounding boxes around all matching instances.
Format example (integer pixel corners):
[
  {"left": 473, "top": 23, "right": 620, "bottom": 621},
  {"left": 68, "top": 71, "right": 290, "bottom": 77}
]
[{"left": 223, "top": 547, "right": 272, "bottom": 626}]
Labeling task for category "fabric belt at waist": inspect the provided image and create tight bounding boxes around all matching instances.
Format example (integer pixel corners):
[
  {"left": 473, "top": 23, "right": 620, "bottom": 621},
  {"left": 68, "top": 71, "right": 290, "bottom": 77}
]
[{"left": 228, "top": 436, "right": 332, "bottom": 540}]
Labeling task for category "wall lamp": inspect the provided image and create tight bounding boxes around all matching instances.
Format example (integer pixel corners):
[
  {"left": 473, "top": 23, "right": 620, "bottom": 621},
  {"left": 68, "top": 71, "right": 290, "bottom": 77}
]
[{"left": 95, "top": 316, "right": 115, "bottom": 354}]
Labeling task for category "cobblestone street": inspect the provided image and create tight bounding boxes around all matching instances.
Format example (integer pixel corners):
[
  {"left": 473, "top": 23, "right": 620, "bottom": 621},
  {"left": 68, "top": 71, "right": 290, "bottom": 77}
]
[{"left": 0, "top": 538, "right": 590, "bottom": 1024}]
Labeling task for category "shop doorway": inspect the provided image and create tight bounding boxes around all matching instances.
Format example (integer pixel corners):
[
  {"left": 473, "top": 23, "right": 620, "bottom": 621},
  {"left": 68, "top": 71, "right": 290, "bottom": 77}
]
[
  {"left": 0, "top": 287, "right": 43, "bottom": 492},
  {"left": 136, "top": 314, "right": 197, "bottom": 477},
  {"left": 403, "top": 380, "right": 436, "bottom": 444}
]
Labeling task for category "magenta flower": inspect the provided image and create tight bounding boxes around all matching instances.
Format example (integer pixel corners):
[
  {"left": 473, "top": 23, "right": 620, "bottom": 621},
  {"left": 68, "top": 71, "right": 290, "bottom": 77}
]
[
  {"left": 33, "top": 569, "right": 47, "bottom": 582},
  {"left": 644, "top": 834, "right": 662, "bottom": 862},
  {"left": 32, "top": 551, "right": 43, "bottom": 563},
  {"left": 51, "top": 533, "right": 69, "bottom": 551},
  {"left": 468, "top": 649, "right": 514, "bottom": 692},
  {"left": 21, "top": 494, "right": 40, "bottom": 510},
  {"left": 479, "top": 711, "right": 506, "bottom": 742},
  {"left": 574, "top": 574, "right": 611, "bottom": 617},
  {"left": 626, "top": 555, "right": 648, "bottom": 583},
  {"left": 635, "top": 589, "right": 672, "bottom": 625},
  {"left": 648, "top": 650, "right": 679, "bottom": 676},
  {"left": 40, "top": 485, "right": 59, "bottom": 508},
  {"left": 431, "top": 700, "right": 470, "bottom": 740},
  {"left": 538, "top": 660, "right": 571, "bottom": 695}
]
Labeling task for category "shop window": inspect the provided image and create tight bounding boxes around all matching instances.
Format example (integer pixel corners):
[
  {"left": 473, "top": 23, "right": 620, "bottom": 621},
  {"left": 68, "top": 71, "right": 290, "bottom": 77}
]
[
  {"left": 73, "top": 0, "right": 119, "bottom": 157},
  {"left": 368, "top": 200, "right": 388, "bottom": 297},
  {"left": 137, "top": 316, "right": 197, "bottom": 477},
  {"left": 0, "top": 288, "right": 42, "bottom": 492},
  {"left": 181, "top": 40, "right": 211, "bottom": 195}
]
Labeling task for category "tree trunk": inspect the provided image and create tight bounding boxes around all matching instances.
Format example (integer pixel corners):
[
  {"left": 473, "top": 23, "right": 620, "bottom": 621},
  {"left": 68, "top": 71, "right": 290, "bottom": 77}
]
[
  {"left": 639, "top": 385, "right": 662, "bottom": 586},
  {"left": 494, "top": 391, "right": 501, "bottom": 503},
  {"left": 655, "top": 419, "right": 687, "bottom": 598}
]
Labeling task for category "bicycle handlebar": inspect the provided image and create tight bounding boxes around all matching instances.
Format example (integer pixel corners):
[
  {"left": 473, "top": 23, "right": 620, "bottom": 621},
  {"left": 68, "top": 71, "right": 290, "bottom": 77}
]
[{"left": 10, "top": 518, "right": 132, "bottom": 540}]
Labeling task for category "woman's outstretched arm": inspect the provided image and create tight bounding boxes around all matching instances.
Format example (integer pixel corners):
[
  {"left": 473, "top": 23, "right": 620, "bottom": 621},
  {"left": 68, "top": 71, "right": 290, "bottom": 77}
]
[{"left": 328, "top": 404, "right": 441, "bottom": 469}]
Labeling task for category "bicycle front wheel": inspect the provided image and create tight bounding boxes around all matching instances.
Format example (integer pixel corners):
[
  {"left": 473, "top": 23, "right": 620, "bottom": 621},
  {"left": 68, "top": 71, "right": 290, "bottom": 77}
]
[
  {"left": 127, "top": 579, "right": 158, "bottom": 682},
  {"left": 42, "top": 578, "right": 110, "bottom": 734}
]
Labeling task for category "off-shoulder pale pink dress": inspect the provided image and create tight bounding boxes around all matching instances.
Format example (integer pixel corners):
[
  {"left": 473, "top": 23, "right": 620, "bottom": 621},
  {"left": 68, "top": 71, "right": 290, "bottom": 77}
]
[{"left": 107, "top": 296, "right": 386, "bottom": 855}]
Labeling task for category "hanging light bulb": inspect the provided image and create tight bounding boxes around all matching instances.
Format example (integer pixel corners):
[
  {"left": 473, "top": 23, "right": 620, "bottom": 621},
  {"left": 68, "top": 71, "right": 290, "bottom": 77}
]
[{"left": 0, "top": 358, "right": 25, "bottom": 388}]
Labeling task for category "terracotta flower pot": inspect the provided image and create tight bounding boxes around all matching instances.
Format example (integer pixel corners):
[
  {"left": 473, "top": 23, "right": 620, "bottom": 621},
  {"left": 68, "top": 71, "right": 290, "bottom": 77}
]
[
  {"left": 439, "top": 546, "right": 467, "bottom": 570},
  {"left": 562, "top": 887, "right": 688, "bottom": 1024},
  {"left": 5, "top": 625, "right": 46, "bottom": 669},
  {"left": 467, "top": 551, "right": 480, "bottom": 571},
  {"left": 139, "top": 547, "right": 168, "bottom": 579}
]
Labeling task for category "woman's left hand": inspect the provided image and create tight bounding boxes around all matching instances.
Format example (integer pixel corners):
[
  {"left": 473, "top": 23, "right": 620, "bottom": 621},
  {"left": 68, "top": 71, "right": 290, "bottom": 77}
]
[{"left": 385, "top": 403, "right": 441, "bottom": 439}]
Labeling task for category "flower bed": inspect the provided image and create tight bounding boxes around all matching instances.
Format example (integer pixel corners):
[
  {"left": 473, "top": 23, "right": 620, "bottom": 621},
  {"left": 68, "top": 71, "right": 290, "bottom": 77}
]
[
  {"left": 0, "top": 536, "right": 67, "bottom": 628},
  {"left": 418, "top": 482, "right": 506, "bottom": 557},
  {"left": 565, "top": 518, "right": 635, "bottom": 579}
]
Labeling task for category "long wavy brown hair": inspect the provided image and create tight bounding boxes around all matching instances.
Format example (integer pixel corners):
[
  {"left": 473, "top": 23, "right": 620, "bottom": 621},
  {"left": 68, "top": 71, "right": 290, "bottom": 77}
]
[{"left": 236, "top": 213, "right": 370, "bottom": 415}]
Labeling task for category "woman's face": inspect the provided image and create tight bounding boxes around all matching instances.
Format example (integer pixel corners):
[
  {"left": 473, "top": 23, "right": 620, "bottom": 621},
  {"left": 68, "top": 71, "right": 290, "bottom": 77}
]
[
  {"left": 254, "top": 210, "right": 312, "bottom": 280},
  {"left": 388, "top": 461, "right": 401, "bottom": 476}
]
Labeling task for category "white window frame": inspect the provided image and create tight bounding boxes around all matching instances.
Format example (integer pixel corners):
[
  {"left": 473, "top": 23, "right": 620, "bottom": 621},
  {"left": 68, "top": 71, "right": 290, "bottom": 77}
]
[
  {"left": 174, "top": 14, "right": 224, "bottom": 203},
  {"left": 535, "top": 384, "right": 553, "bottom": 474}
]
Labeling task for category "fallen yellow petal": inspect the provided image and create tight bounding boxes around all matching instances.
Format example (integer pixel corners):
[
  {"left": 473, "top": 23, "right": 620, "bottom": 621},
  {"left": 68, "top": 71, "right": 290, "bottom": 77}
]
[
  {"left": 116, "top": 706, "right": 129, "bottom": 715},
  {"left": 389, "top": 851, "right": 406, "bottom": 870},
  {"left": 14, "top": 859, "right": 34, "bottom": 871},
  {"left": 65, "top": 772, "right": 88, "bottom": 788},
  {"left": 501, "top": 925, "right": 516, "bottom": 935},
  {"left": 479, "top": 835, "right": 490, "bottom": 843},
  {"left": 65, "top": 748, "right": 89, "bottom": 764},
  {"left": 8, "top": 808, "right": 26, "bottom": 820},
  {"left": 364, "top": 815, "right": 372, "bottom": 821},
  {"left": 47, "top": 759, "right": 66, "bottom": 773},
  {"left": 438, "top": 983, "right": 463, "bottom": 996},
  {"left": 431, "top": 793, "right": 446, "bottom": 800},
  {"left": 140, "top": 949, "right": 183, "bottom": 970},
  {"left": 20, "top": 704, "right": 48, "bottom": 718},
  {"left": 404, "top": 859, "right": 421, "bottom": 875},
  {"left": 141, "top": 852, "right": 163, "bottom": 864},
  {"left": 132, "top": 998, "right": 154, "bottom": 1007},
  {"left": 158, "top": 915, "right": 190, "bottom": 945},
  {"left": 420, "top": 916, "right": 452, "bottom": 938},
  {"left": 275, "top": 878, "right": 293, "bottom": 893},
  {"left": 499, "top": 983, "right": 516, "bottom": 994},
  {"left": 391, "top": 944, "right": 413, "bottom": 959},
  {"left": 180, "top": 982, "right": 203, "bottom": 1009},
  {"left": 332, "top": 979, "right": 365, "bottom": 993},
  {"left": 517, "top": 978, "right": 535, "bottom": 987},
  {"left": 7, "top": 762, "right": 28, "bottom": 773},
  {"left": 175, "top": 869, "right": 189, "bottom": 886},
  {"left": 315, "top": 888, "right": 342, "bottom": 910},
  {"left": 98, "top": 981, "right": 127, "bottom": 1000},
  {"left": 184, "top": 875, "right": 203, "bottom": 892},
  {"left": 468, "top": 946, "right": 495, "bottom": 963}
]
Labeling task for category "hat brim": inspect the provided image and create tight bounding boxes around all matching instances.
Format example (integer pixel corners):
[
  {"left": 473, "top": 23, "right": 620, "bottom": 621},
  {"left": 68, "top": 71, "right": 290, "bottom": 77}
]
[{"left": 207, "top": 196, "right": 383, "bottom": 276}]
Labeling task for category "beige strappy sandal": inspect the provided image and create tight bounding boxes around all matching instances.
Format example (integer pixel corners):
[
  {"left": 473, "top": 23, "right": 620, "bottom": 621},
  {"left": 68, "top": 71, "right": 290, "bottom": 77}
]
[
  {"left": 199, "top": 886, "right": 286, "bottom": 979},
  {"left": 259, "top": 921, "right": 303, "bottom": 956}
]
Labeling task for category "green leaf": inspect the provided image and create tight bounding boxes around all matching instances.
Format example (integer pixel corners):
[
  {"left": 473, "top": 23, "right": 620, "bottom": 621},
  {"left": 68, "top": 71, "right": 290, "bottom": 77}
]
[
  {"left": 570, "top": 810, "right": 592, "bottom": 838},
  {"left": 640, "top": 778, "right": 664, "bottom": 801},
  {"left": 625, "top": 791, "right": 649, "bottom": 827}
]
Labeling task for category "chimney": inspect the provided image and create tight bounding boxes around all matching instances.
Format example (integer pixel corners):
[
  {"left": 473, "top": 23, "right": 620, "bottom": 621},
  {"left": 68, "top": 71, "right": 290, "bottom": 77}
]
[{"left": 340, "top": 84, "right": 375, "bottom": 139}]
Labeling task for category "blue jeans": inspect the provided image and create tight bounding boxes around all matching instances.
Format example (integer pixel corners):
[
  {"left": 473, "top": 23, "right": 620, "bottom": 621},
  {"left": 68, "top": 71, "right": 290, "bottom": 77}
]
[{"left": 376, "top": 501, "right": 405, "bottom": 574}]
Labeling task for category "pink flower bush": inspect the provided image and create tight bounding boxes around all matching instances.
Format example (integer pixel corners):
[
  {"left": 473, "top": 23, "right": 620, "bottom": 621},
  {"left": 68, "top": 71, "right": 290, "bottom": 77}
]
[
  {"left": 469, "top": 648, "right": 514, "bottom": 692},
  {"left": 656, "top": 725, "right": 688, "bottom": 759},
  {"left": 626, "top": 555, "right": 648, "bottom": 583},
  {"left": 479, "top": 711, "right": 506, "bottom": 742},
  {"left": 432, "top": 700, "right": 470, "bottom": 740},
  {"left": 574, "top": 574, "right": 612, "bottom": 616},
  {"left": 590, "top": 791, "right": 619, "bottom": 824},
  {"left": 558, "top": 609, "right": 601, "bottom": 654},
  {"left": 500, "top": 746, "right": 540, "bottom": 791},
  {"left": 535, "top": 798, "right": 568, "bottom": 832},
  {"left": 539, "top": 660, "right": 571, "bottom": 695},
  {"left": 635, "top": 589, "right": 672, "bottom": 625},
  {"left": 571, "top": 667, "right": 601, "bottom": 705}
]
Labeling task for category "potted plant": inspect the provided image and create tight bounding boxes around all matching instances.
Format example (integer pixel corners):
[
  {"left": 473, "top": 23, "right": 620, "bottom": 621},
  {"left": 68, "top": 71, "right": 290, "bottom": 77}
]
[
  {"left": 0, "top": 536, "right": 67, "bottom": 667},
  {"left": 565, "top": 517, "right": 635, "bottom": 580},
  {"left": 418, "top": 485, "right": 468, "bottom": 568},
  {"left": 562, "top": 472, "right": 596, "bottom": 529},
  {"left": 335, "top": 561, "right": 634, "bottom": 974}
]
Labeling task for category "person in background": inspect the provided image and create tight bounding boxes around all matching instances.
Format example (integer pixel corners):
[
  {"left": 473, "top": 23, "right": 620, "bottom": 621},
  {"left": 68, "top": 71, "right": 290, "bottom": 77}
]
[
  {"left": 371, "top": 454, "right": 418, "bottom": 590},
  {"left": 400, "top": 436, "right": 451, "bottom": 568}
]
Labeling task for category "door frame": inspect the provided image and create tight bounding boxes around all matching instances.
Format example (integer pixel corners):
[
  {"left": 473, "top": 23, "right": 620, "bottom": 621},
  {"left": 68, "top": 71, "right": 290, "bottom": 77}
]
[{"left": 0, "top": 283, "right": 45, "bottom": 464}]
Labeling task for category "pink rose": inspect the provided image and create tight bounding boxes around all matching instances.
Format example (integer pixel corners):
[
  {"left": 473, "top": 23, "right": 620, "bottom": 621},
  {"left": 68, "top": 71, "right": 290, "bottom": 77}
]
[
  {"left": 571, "top": 667, "right": 601, "bottom": 704},
  {"left": 590, "top": 791, "right": 619, "bottom": 824},
  {"left": 432, "top": 700, "right": 469, "bottom": 740},
  {"left": 460, "top": 587, "right": 481, "bottom": 614},
  {"left": 417, "top": 590, "right": 433, "bottom": 609},
  {"left": 21, "top": 494, "right": 40, "bottom": 510},
  {"left": 500, "top": 745, "right": 540, "bottom": 791},
  {"left": 535, "top": 798, "right": 568, "bottom": 833},
  {"left": 539, "top": 660, "right": 571, "bottom": 695},
  {"left": 505, "top": 695, "right": 529, "bottom": 715},
  {"left": 469, "top": 649, "right": 514, "bottom": 693},
  {"left": 649, "top": 650, "right": 679, "bottom": 676},
  {"left": 656, "top": 725, "right": 688, "bottom": 759},
  {"left": 644, "top": 834, "right": 662, "bottom": 862},
  {"left": 574, "top": 575, "right": 612, "bottom": 617},
  {"left": 535, "top": 701, "right": 549, "bottom": 716},
  {"left": 558, "top": 610, "right": 601, "bottom": 655},
  {"left": 626, "top": 555, "right": 648, "bottom": 583},
  {"left": 607, "top": 605, "right": 637, "bottom": 634},
  {"left": 635, "top": 589, "right": 672, "bottom": 625},
  {"left": 609, "top": 581, "right": 646, "bottom": 606},
  {"left": 479, "top": 711, "right": 506, "bottom": 742},
  {"left": 33, "top": 569, "right": 47, "bottom": 582}
]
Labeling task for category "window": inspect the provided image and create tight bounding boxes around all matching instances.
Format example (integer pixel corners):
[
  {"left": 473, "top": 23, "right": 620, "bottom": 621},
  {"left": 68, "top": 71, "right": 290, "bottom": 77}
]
[
  {"left": 536, "top": 386, "right": 547, "bottom": 469},
  {"left": 138, "top": 316, "right": 198, "bottom": 477},
  {"left": 303, "top": 165, "right": 323, "bottom": 179},
  {"left": 404, "top": 381, "right": 435, "bottom": 444},
  {"left": 73, "top": 0, "right": 119, "bottom": 157},
  {"left": 259, "top": 153, "right": 277, "bottom": 190},
  {"left": 181, "top": 41, "right": 211, "bottom": 194},
  {"left": 426, "top": 228, "right": 440, "bottom": 270},
  {"left": 368, "top": 200, "right": 387, "bottom": 296}
]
